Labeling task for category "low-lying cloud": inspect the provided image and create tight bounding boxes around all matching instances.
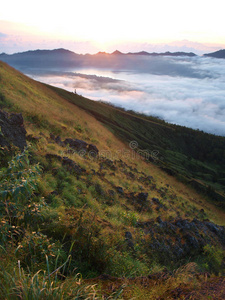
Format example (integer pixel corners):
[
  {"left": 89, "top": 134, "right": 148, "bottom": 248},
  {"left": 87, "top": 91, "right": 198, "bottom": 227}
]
[{"left": 27, "top": 56, "right": 225, "bottom": 136}]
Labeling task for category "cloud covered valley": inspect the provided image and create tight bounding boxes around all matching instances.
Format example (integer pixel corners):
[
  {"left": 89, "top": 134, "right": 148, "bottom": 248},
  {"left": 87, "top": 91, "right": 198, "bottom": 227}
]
[{"left": 27, "top": 55, "right": 225, "bottom": 136}]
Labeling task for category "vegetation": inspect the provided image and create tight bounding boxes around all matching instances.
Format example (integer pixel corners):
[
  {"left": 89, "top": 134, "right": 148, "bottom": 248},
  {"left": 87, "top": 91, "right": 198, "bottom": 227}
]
[
  {"left": 0, "top": 61, "right": 225, "bottom": 299},
  {"left": 48, "top": 84, "right": 225, "bottom": 206}
]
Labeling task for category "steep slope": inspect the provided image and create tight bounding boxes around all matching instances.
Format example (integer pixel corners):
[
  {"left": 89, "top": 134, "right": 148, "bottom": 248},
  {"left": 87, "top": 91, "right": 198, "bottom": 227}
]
[
  {"left": 0, "top": 61, "right": 225, "bottom": 298},
  {"left": 47, "top": 84, "right": 225, "bottom": 207}
]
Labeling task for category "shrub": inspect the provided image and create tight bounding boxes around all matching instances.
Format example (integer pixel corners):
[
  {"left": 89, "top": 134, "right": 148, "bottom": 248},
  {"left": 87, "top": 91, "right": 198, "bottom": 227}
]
[
  {"left": 202, "top": 244, "right": 224, "bottom": 274},
  {"left": 0, "top": 148, "right": 42, "bottom": 242},
  {"left": 16, "top": 232, "right": 66, "bottom": 272},
  {"left": 108, "top": 250, "right": 149, "bottom": 277}
]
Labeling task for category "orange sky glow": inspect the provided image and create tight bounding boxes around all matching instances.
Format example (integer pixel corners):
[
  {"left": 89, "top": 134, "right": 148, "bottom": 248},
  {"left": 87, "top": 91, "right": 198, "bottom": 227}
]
[{"left": 0, "top": 0, "right": 225, "bottom": 54}]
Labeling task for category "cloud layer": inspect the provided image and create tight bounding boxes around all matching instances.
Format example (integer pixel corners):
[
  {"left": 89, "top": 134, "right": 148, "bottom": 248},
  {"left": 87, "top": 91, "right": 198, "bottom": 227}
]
[{"left": 27, "top": 56, "right": 225, "bottom": 136}]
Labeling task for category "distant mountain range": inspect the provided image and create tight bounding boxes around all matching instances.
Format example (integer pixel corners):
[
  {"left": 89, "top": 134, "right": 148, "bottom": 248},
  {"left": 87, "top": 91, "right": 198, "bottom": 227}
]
[
  {"left": 1, "top": 48, "right": 225, "bottom": 77},
  {"left": 108, "top": 50, "right": 197, "bottom": 57},
  {"left": 1, "top": 48, "right": 225, "bottom": 71},
  {"left": 0, "top": 48, "right": 198, "bottom": 72},
  {"left": 1, "top": 48, "right": 225, "bottom": 61},
  {"left": 0, "top": 48, "right": 197, "bottom": 59}
]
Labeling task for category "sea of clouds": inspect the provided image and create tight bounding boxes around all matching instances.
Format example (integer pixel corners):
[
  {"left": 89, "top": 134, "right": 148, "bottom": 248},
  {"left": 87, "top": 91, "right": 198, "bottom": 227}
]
[{"left": 27, "top": 55, "right": 225, "bottom": 136}]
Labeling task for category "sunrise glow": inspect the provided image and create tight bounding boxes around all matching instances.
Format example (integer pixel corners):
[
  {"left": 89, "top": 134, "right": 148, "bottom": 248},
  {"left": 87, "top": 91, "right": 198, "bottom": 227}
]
[{"left": 0, "top": 0, "right": 225, "bottom": 54}]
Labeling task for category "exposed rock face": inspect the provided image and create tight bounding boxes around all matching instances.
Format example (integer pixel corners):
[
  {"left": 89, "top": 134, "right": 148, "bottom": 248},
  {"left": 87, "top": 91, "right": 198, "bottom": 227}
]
[
  {"left": 50, "top": 134, "right": 99, "bottom": 157},
  {"left": 136, "top": 218, "right": 225, "bottom": 266},
  {"left": 64, "top": 138, "right": 88, "bottom": 152},
  {"left": 0, "top": 110, "right": 27, "bottom": 150}
]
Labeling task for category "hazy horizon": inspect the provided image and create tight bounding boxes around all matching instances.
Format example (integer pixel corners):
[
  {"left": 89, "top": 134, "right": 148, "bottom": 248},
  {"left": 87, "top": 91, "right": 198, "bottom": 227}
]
[
  {"left": 0, "top": 44, "right": 224, "bottom": 56},
  {"left": 0, "top": 35, "right": 224, "bottom": 56}
]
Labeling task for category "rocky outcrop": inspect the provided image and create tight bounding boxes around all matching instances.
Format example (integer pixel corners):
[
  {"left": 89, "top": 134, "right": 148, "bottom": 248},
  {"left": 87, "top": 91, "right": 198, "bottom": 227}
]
[
  {"left": 45, "top": 153, "right": 86, "bottom": 175},
  {"left": 50, "top": 134, "right": 99, "bottom": 157},
  {"left": 0, "top": 109, "right": 27, "bottom": 150},
  {"left": 136, "top": 218, "right": 225, "bottom": 266},
  {"left": 64, "top": 138, "right": 88, "bottom": 151}
]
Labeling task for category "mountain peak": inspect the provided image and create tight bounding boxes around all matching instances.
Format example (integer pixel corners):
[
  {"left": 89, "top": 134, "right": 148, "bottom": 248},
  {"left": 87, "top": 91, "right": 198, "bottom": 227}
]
[{"left": 111, "top": 50, "right": 124, "bottom": 55}]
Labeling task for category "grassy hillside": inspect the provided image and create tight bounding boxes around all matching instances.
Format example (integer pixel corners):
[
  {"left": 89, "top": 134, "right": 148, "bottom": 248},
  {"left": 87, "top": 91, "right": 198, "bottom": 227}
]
[
  {"left": 0, "top": 61, "right": 225, "bottom": 299},
  {"left": 47, "top": 84, "right": 225, "bottom": 205}
]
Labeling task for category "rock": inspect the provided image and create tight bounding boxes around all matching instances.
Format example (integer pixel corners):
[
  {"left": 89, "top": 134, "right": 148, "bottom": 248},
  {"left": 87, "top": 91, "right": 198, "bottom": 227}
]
[
  {"left": 0, "top": 109, "right": 27, "bottom": 150},
  {"left": 45, "top": 154, "right": 86, "bottom": 175},
  {"left": 64, "top": 138, "right": 88, "bottom": 152},
  {"left": 137, "top": 192, "right": 148, "bottom": 202},
  {"left": 63, "top": 137, "right": 99, "bottom": 157},
  {"left": 55, "top": 135, "right": 61, "bottom": 144},
  {"left": 125, "top": 231, "right": 133, "bottom": 240},
  {"left": 88, "top": 144, "right": 99, "bottom": 157},
  {"left": 125, "top": 231, "right": 134, "bottom": 249},
  {"left": 184, "top": 233, "right": 199, "bottom": 249},
  {"left": 116, "top": 186, "right": 124, "bottom": 194},
  {"left": 175, "top": 219, "right": 192, "bottom": 230},
  {"left": 156, "top": 216, "right": 163, "bottom": 224},
  {"left": 50, "top": 135, "right": 65, "bottom": 146},
  {"left": 49, "top": 134, "right": 64, "bottom": 146},
  {"left": 137, "top": 217, "right": 225, "bottom": 266},
  {"left": 126, "top": 192, "right": 151, "bottom": 213},
  {"left": 206, "top": 222, "right": 220, "bottom": 234},
  {"left": 152, "top": 197, "right": 160, "bottom": 205},
  {"left": 49, "top": 133, "right": 55, "bottom": 140},
  {"left": 62, "top": 157, "right": 86, "bottom": 174},
  {"left": 99, "top": 158, "right": 117, "bottom": 170},
  {"left": 95, "top": 183, "right": 104, "bottom": 196}
]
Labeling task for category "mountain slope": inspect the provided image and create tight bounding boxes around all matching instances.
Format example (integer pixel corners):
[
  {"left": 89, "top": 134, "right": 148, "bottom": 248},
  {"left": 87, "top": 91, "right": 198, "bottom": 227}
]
[
  {"left": 204, "top": 49, "right": 225, "bottom": 58},
  {"left": 47, "top": 84, "right": 225, "bottom": 206},
  {"left": 0, "top": 61, "right": 225, "bottom": 298}
]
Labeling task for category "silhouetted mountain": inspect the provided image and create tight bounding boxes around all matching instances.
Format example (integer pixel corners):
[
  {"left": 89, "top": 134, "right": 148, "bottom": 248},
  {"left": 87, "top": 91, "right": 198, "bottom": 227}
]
[
  {"left": 111, "top": 50, "right": 124, "bottom": 55},
  {"left": 0, "top": 48, "right": 81, "bottom": 69},
  {"left": 204, "top": 49, "right": 225, "bottom": 58},
  {"left": 127, "top": 51, "right": 196, "bottom": 57},
  {"left": 0, "top": 48, "right": 198, "bottom": 75},
  {"left": 0, "top": 48, "right": 198, "bottom": 63},
  {"left": 127, "top": 51, "right": 151, "bottom": 55},
  {"left": 157, "top": 51, "right": 196, "bottom": 57}
]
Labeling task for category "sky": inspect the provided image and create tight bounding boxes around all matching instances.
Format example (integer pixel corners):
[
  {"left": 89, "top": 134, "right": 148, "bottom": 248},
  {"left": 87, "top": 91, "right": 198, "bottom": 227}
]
[{"left": 0, "top": 0, "right": 225, "bottom": 54}]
